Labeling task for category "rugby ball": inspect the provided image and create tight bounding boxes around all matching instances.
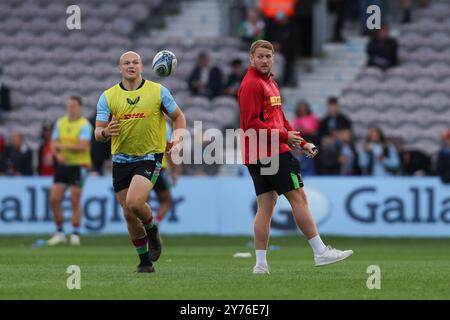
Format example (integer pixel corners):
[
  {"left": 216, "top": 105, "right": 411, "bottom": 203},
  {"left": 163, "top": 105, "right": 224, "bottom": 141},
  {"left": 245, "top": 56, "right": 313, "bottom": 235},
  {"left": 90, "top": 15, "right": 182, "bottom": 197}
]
[{"left": 152, "top": 50, "right": 177, "bottom": 77}]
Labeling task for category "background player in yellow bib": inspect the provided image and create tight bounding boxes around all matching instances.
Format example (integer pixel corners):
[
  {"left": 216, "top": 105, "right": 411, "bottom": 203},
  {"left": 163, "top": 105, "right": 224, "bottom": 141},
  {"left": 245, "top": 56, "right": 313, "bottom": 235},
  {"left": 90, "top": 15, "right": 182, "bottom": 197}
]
[
  {"left": 152, "top": 121, "right": 180, "bottom": 225},
  {"left": 47, "top": 96, "right": 92, "bottom": 246},
  {"left": 94, "top": 51, "right": 186, "bottom": 273}
]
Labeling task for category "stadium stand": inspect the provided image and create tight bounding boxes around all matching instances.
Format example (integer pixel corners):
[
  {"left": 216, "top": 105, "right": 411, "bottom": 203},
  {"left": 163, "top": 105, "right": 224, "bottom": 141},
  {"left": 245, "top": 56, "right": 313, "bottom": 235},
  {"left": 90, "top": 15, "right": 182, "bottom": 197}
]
[
  {"left": 340, "top": 0, "right": 450, "bottom": 156},
  {"left": 0, "top": 0, "right": 262, "bottom": 160},
  {"left": 0, "top": 0, "right": 446, "bottom": 175}
]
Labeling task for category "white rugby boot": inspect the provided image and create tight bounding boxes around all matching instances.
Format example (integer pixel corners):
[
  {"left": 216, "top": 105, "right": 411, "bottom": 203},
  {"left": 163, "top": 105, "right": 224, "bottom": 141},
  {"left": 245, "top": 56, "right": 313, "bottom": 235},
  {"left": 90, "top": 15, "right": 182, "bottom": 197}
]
[
  {"left": 314, "top": 245, "right": 353, "bottom": 266},
  {"left": 47, "top": 232, "right": 67, "bottom": 246},
  {"left": 70, "top": 234, "right": 81, "bottom": 246},
  {"left": 253, "top": 264, "right": 271, "bottom": 274}
]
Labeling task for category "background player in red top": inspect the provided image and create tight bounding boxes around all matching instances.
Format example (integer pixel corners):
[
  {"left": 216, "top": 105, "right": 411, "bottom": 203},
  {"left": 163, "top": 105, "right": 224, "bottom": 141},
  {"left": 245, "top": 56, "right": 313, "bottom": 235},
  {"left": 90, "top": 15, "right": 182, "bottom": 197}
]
[{"left": 238, "top": 40, "right": 353, "bottom": 274}]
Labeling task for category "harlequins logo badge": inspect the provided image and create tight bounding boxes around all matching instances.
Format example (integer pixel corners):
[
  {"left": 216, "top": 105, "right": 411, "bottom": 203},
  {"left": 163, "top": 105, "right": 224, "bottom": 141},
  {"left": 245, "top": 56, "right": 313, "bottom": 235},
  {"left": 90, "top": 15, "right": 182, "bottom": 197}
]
[{"left": 127, "top": 96, "right": 140, "bottom": 105}]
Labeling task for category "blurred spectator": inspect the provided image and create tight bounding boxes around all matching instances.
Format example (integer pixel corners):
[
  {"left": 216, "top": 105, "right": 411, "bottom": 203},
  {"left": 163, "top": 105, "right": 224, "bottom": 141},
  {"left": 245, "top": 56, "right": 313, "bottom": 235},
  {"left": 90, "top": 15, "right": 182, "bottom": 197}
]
[
  {"left": 89, "top": 113, "right": 111, "bottom": 175},
  {"left": 318, "top": 97, "right": 352, "bottom": 139},
  {"left": 317, "top": 135, "right": 341, "bottom": 175},
  {"left": 358, "top": 127, "right": 400, "bottom": 176},
  {"left": 337, "top": 129, "right": 360, "bottom": 175},
  {"left": 258, "top": 0, "right": 296, "bottom": 18},
  {"left": 0, "top": 67, "right": 11, "bottom": 118},
  {"left": 294, "top": 0, "right": 314, "bottom": 57},
  {"left": 0, "top": 134, "right": 6, "bottom": 174},
  {"left": 4, "top": 131, "right": 33, "bottom": 175},
  {"left": 402, "top": 0, "right": 429, "bottom": 24},
  {"left": 402, "top": 0, "right": 412, "bottom": 23},
  {"left": 437, "top": 129, "right": 450, "bottom": 183},
  {"left": 266, "top": 11, "right": 297, "bottom": 86},
  {"left": 238, "top": 7, "right": 267, "bottom": 47},
  {"left": 400, "top": 149, "right": 431, "bottom": 176},
  {"left": 328, "top": 0, "right": 347, "bottom": 43},
  {"left": 38, "top": 122, "right": 55, "bottom": 176},
  {"left": 292, "top": 100, "right": 319, "bottom": 143},
  {"left": 223, "top": 59, "right": 246, "bottom": 98},
  {"left": 367, "top": 25, "right": 398, "bottom": 70},
  {"left": 188, "top": 52, "right": 224, "bottom": 99}
]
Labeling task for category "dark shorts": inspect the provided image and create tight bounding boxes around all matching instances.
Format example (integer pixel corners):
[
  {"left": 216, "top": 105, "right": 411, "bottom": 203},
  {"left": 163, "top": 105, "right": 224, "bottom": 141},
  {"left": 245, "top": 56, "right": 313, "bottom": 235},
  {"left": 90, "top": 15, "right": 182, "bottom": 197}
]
[
  {"left": 246, "top": 152, "right": 304, "bottom": 196},
  {"left": 153, "top": 169, "right": 171, "bottom": 194},
  {"left": 54, "top": 165, "right": 87, "bottom": 188},
  {"left": 112, "top": 155, "right": 163, "bottom": 193}
]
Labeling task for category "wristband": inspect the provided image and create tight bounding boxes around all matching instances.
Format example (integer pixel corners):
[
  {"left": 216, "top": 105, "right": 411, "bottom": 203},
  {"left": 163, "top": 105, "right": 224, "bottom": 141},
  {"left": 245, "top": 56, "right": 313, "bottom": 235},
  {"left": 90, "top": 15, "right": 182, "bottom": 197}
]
[{"left": 299, "top": 140, "right": 307, "bottom": 148}]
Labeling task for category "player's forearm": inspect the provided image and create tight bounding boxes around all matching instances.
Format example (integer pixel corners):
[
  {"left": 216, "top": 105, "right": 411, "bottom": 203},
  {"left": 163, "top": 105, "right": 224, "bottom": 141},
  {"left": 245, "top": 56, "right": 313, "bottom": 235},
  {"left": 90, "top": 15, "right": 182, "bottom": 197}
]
[
  {"left": 94, "top": 127, "right": 110, "bottom": 143},
  {"left": 246, "top": 115, "right": 289, "bottom": 142},
  {"left": 50, "top": 141, "right": 60, "bottom": 156},
  {"left": 64, "top": 144, "right": 89, "bottom": 152},
  {"left": 171, "top": 112, "right": 186, "bottom": 143}
]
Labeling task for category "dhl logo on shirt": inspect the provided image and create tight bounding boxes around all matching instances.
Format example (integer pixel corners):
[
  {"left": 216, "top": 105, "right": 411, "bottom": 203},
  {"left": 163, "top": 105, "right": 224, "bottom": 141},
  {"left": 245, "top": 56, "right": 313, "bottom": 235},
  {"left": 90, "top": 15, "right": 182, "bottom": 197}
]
[
  {"left": 270, "top": 96, "right": 281, "bottom": 107},
  {"left": 121, "top": 112, "right": 147, "bottom": 120}
]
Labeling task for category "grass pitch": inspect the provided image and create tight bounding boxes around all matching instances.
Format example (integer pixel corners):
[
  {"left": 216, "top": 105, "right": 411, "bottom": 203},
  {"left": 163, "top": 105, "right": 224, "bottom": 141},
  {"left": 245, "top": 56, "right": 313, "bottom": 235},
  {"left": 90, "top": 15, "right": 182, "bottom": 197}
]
[{"left": 0, "top": 235, "right": 449, "bottom": 299}]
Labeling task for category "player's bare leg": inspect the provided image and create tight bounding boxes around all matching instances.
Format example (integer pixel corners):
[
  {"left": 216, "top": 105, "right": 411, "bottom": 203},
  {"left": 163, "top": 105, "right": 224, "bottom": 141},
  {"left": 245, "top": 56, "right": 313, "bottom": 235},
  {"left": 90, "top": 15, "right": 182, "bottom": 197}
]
[
  {"left": 253, "top": 191, "right": 277, "bottom": 274},
  {"left": 126, "top": 175, "right": 153, "bottom": 222},
  {"left": 127, "top": 175, "right": 162, "bottom": 262},
  {"left": 48, "top": 184, "right": 67, "bottom": 245},
  {"left": 284, "top": 188, "right": 318, "bottom": 239},
  {"left": 116, "top": 188, "right": 154, "bottom": 273},
  {"left": 50, "top": 184, "right": 66, "bottom": 229},
  {"left": 285, "top": 188, "right": 353, "bottom": 266},
  {"left": 155, "top": 190, "right": 172, "bottom": 223},
  {"left": 69, "top": 186, "right": 82, "bottom": 245},
  {"left": 254, "top": 191, "right": 277, "bottom": 249},
  {"left": 116, "top": 189, "right": 146, "bottom": 239}
]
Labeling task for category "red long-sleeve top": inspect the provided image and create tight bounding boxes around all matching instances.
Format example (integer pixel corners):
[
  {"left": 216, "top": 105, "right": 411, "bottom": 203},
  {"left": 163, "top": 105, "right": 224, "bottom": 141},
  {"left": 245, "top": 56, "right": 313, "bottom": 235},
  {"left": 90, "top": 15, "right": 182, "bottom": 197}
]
[{"left": 238, "top": 66, "right": 304, "bottom": 164}]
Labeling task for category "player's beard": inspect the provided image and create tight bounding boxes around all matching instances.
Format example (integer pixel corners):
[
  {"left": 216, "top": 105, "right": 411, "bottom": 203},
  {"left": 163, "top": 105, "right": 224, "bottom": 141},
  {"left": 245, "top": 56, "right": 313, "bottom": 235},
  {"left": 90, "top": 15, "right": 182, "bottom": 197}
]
[{"left": 257, "top": 65, "right": 271, "bottom": 76}]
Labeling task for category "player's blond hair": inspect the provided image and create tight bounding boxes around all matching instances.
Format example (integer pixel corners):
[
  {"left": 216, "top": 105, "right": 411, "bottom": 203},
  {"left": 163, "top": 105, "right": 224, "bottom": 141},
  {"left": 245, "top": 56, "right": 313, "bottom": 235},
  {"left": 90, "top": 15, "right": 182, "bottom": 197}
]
[{"left": 250, "top": 40, "right": 274, "bottom": 55}]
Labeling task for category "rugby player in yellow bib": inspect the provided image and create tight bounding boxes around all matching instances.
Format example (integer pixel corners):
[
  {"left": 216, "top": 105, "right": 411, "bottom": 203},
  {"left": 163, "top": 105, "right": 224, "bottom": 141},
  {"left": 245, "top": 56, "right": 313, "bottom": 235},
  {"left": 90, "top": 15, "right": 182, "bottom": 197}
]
[
  {"left": 150, "top": 122, "right": 181, "bottom": 226},
  {"left": 94, "top": 51, "right": 186, "bottom": 273},
  {"left": 47, "top": 96, "right": 92, "bottom": 246}
]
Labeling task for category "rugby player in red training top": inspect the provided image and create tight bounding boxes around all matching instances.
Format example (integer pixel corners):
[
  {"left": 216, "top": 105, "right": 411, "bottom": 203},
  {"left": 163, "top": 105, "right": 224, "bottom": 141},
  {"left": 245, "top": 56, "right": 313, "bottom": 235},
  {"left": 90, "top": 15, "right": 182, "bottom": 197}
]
[{"left": 238, "top": 40, "right": 353, "bottom": 274}]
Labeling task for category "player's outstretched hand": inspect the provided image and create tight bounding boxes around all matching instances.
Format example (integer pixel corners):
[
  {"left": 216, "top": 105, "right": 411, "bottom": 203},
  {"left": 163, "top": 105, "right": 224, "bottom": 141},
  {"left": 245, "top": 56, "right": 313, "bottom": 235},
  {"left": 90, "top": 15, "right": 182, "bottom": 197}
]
[
  {"left": 303, "top": 142, "right": 319, "bottom": 158},
  {"left": 106, "top": 115, "right": 120, "bottom": 137}
]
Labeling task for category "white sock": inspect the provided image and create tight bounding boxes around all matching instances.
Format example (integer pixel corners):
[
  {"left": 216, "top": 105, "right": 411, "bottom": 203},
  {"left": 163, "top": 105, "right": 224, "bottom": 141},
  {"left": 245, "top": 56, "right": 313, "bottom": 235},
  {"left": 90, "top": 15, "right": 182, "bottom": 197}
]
[
  {"left": 255, "top": 250, "right": 268, "bottom": 266},
  {"left": 308, "top": 235, "right": 327, "bottom": 255}
]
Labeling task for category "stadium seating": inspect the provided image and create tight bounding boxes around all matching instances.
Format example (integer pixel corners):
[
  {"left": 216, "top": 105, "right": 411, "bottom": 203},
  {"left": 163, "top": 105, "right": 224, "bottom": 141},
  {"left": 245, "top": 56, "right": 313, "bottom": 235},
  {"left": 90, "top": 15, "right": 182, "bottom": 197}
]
[
  {"left": 340, "top": 1, "right": 450, "bottom": 155},
  {"left": 0, "top": 0, "right": 252, "bottom": 157}
]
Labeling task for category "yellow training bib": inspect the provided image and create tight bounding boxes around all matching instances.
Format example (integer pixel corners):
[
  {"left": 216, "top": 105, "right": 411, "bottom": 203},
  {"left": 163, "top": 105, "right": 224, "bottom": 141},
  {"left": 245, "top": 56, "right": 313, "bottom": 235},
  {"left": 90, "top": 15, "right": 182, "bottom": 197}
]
[
  {"left": 56, "top": 116, "right": 92, "bottom": 166},
  {"left": 103, "top": 81, "right": 167, "bottom": 156}
]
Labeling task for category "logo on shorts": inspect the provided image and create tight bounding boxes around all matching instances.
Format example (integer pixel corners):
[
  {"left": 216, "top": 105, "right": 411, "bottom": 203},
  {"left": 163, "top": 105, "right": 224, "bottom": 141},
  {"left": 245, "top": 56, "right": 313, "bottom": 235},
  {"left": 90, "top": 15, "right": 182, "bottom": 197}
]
[{"left": 144, "top": 170, "right": 152, "bottom": 177}]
